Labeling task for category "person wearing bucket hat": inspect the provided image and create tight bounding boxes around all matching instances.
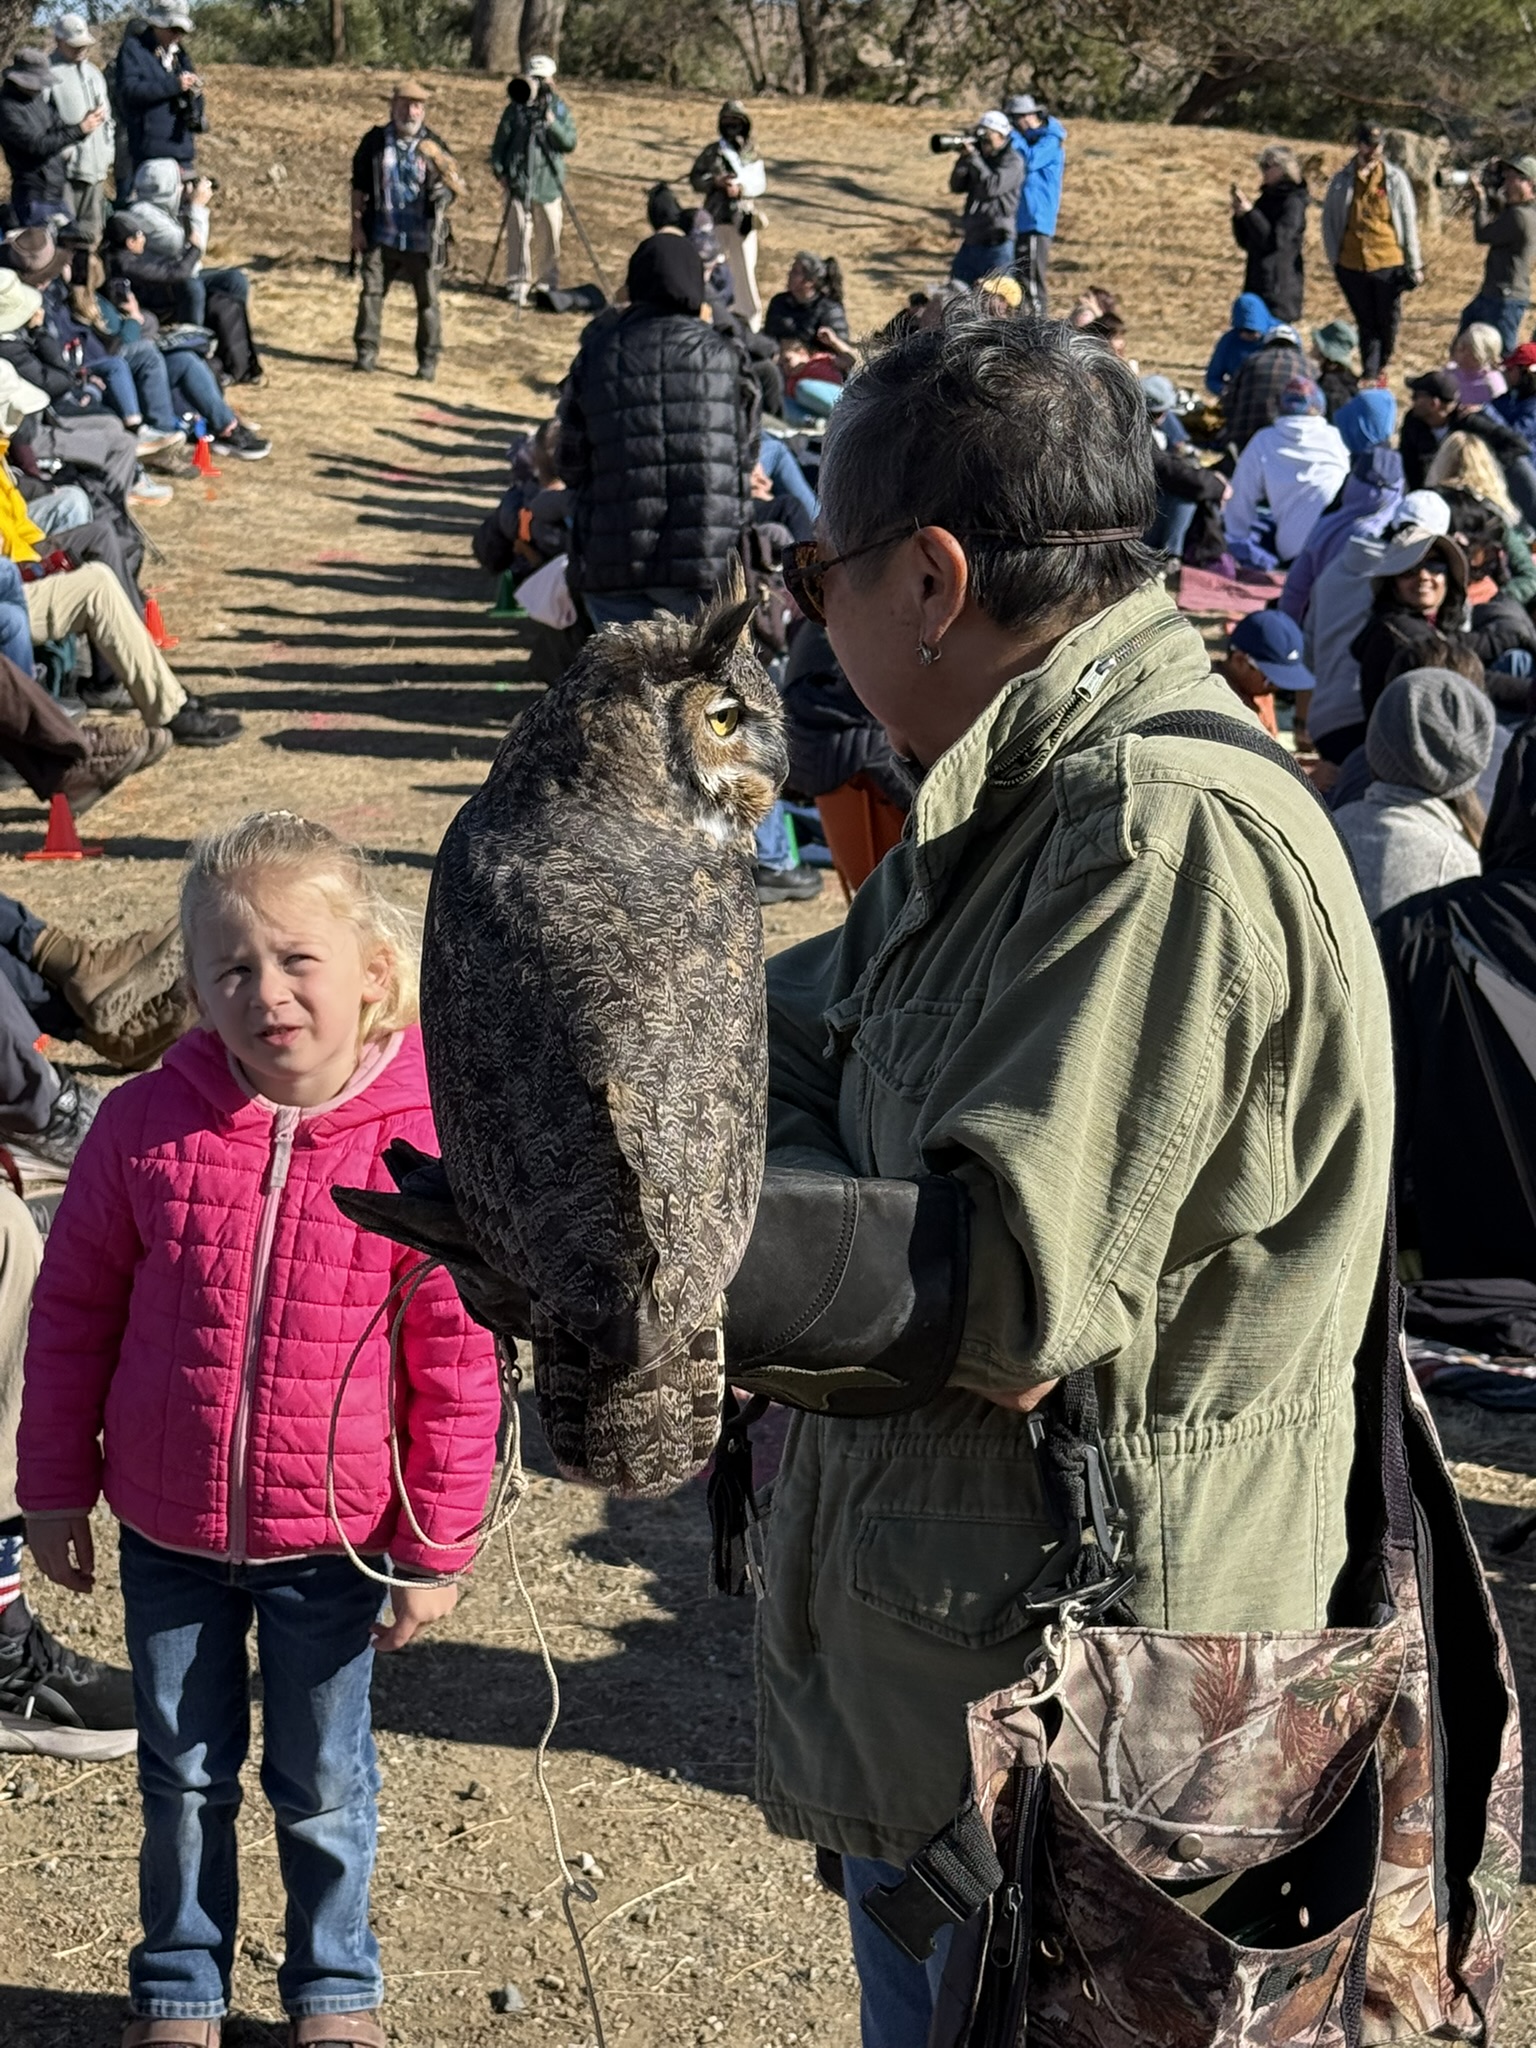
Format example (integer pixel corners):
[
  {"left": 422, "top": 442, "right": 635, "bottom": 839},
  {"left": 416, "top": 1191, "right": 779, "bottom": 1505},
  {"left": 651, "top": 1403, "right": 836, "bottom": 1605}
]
[
  {"left": 114, "top": 5, "right": 203, "bottom": 174},
  {"left": 1462, "top": 154, "right": 1536, "bottom": 354},
  {"left": 947, "top": 113, "right": 1023, "bottom": 287},
  {"left": 689, "top": 101, "right": 767, "bottom": 325},
  {"left": 1334, "top": 667, "right": 1495, "bottom": 915},
  {"left": 0, "top": 45, "right": 106, "bottom": 226},
  {"left": 49, "top": 16, "right": 113, "bottom": 251},
  {"left": 1350, "top": 527, "right": 1474, "bottom": 725},
  {"left": 1310, "top": 318, "right": 1359, "bottom": 416},
  {"left": 1004, "top": 92, "right": 1065, "bottom": 316},
  {"left": 351, "top": 79, "right": 465, "bottom": 380}
]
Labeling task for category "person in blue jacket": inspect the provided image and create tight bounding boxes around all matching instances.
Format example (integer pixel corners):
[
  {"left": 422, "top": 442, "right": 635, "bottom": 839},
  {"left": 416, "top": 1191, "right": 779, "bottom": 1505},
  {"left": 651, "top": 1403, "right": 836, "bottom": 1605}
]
[
  {"left": 1205, "top": 292, "right": 1273, "bottom": 396},
  {"left": 113, "top": 5, "right": 203, "bottom": 177},
  {"left": 1004, "top": 94, "right": 1065, "bottom": 316}
]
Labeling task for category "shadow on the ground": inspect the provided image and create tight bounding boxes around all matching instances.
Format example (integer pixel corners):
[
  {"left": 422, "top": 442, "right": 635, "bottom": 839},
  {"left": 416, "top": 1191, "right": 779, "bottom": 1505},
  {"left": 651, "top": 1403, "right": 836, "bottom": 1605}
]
[{"left": 263, "top": 726, "right": 503, "bottom": 764}]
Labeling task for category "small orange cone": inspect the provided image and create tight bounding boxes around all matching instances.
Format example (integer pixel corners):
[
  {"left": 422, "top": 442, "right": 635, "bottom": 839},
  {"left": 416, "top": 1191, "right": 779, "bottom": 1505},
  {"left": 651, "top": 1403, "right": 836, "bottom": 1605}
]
[
  {"left": 192, "top": 434, "right": 221, "bottom": 477},
  {"left": 143, "top": 594, "right": 179, "bottom": 651},
  {"left": 25, "top": 792, "right": 103, "bottom": 862}
]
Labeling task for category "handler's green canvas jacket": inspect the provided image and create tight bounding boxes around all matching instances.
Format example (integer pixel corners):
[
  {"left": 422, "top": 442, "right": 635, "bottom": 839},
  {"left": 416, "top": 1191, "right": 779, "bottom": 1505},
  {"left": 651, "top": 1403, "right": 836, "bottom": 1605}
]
[{"left": 756, "top": 581, "right": 1394, "bottom": 1864}]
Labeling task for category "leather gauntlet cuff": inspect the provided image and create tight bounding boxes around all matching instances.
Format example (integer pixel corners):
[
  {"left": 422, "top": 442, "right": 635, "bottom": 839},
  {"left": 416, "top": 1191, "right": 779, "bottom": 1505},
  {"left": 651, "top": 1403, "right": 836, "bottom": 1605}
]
[{"left": 725, "top": 1168, "right": 970, "bottom": 1416}]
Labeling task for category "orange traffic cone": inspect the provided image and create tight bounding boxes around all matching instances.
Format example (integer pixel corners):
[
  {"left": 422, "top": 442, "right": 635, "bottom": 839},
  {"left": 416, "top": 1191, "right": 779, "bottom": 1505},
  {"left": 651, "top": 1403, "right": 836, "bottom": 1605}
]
[
  {"left": 25, "top": 792, "right": 103, "bottom": 862},
  {"left": 143, "top": 594, "right": 179, "bottom": 651},
  {"left": 192, "top": 434, "right": 221, "bottom": 477}
]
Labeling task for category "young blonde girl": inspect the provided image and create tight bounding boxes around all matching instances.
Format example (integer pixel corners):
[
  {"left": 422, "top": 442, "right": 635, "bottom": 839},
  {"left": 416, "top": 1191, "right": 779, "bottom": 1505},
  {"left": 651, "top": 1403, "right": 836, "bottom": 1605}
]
[{"left": 18, "top": 812, "right": 501, "bottom": 2048}]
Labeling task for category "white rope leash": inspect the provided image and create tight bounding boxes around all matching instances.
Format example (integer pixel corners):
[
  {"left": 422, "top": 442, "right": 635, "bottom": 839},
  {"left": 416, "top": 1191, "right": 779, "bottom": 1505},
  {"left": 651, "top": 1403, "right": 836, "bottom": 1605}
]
[{"left": 323, "top": 1269, "right": 610, "bottom": 2043}]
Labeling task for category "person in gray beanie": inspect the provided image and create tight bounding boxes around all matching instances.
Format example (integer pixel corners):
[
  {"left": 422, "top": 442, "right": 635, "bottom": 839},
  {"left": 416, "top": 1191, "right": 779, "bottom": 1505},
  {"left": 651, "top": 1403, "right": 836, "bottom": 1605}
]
[{"left": 1334, "top": 666, "right": 1496, "bottom": 917}]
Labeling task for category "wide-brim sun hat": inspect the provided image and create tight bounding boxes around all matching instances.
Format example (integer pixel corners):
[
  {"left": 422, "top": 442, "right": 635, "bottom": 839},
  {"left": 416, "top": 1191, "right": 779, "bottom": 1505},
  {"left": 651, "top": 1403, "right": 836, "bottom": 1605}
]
[
  {"left": 0, "top": 269, "right": 44, "bottom": 336},
  {"left": 0, "top": 356, "right": 50, "bottom": 430},
  {"left": 1372, "top": 527, "right": 1467, "bottom": 591}
]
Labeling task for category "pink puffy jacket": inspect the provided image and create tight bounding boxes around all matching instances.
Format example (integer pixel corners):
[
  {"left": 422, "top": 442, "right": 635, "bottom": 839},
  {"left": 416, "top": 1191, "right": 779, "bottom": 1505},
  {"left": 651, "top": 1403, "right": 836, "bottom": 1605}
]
[{"left": 18, "top": 1025, "right": 500, "bottom": 1573}]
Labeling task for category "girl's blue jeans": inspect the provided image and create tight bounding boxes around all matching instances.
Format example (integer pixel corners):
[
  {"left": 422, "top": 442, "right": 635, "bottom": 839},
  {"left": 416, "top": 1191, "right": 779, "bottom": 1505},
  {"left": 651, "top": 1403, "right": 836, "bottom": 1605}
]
[{"left": 118, "top": 1525, "right": 385, "bottom": 2021}]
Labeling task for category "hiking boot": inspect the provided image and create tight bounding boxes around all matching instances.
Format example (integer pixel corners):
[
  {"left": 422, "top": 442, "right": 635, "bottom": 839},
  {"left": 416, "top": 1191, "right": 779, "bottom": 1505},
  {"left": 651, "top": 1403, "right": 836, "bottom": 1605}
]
[
  {"left": 33, "top": 914, "right": 190, "bottom": 1072},
  {"left": 78, "top": 676, "right": 132, "bottom": 711},
  {"left": 167, "top": 697, "right": 241, "bottom": 748},
  {"left": 217, "top": 421, "right": 272, "bottom": 461},
  {"left": 61, "top": 720, "right": 172, "bottom": 814},
  {"left": 11, "top": 1069, "right": 103, "bottom": 1171},
  {"left": 127, "top": 467, "right": 173, "bottom": 505},
  {"left": 754, "top": 863, "right": 824, "bottom": 906},
  {"left": 353, "top": 355, "right": 377, "bottom": 373},
  {"left": 415, "top": 358, "right": 437, "bottom": 383},
  {"left": 0, "top": 1603, "right": 136, "bottom": 1760}
]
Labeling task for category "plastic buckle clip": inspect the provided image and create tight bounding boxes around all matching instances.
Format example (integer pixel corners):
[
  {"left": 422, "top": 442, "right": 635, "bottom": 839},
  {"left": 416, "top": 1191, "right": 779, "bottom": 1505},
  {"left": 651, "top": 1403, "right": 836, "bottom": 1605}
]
[{"left": 861, "top": 1859, "right": 976, "bottom": 1964}]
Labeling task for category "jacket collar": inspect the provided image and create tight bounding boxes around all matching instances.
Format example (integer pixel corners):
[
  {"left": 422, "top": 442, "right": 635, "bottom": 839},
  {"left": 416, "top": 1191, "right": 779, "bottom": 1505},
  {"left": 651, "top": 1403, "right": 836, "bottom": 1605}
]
[
  {"left": 162, "top": 1021, "right": 429, "bottom": 1132},
  {"left": 906, "top": 581, "right": 1209, "bottom": 887}
]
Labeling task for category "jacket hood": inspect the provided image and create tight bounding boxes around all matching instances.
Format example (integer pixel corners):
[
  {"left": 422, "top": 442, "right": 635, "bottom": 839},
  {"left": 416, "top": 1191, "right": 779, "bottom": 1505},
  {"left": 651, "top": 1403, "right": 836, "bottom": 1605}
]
[
  {"left": 1335, "top": 388, "right": 1398, "bottom": 455},
  {"left": 1482, "top": 713, "right": 1536, "bottom": 870},
  {"left": 131, "top": 157, "right": 182, "bottom": 208},
  {"left": 1339, "top": 448, "right": 1404, "bottom": 530},
  {"left": 160, "top": 1021, "right": 430, "bottom": 1131},
  {"left": 1231, "top": 292, "right": 1273, "bottom": 335}
]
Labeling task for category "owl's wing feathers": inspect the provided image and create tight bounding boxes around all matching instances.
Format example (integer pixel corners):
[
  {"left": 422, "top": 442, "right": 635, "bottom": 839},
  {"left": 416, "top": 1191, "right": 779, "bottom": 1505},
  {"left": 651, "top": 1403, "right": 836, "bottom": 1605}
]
[
  {"left": 547, "top": 840, "right": 768, "bottom": 1343},
  {"left": 424, "top": 789, "right": 766, "bottom": 1356}
]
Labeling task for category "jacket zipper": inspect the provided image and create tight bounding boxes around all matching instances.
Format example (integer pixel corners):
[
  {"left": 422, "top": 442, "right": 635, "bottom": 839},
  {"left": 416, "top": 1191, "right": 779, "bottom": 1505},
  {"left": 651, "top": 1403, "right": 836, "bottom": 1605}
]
[
  {"left": 227, "top": 1106, "right": 299, "bottom": 1563},
  {"left": 991, "top": 614, "right": 1189, "bottom": 786}
]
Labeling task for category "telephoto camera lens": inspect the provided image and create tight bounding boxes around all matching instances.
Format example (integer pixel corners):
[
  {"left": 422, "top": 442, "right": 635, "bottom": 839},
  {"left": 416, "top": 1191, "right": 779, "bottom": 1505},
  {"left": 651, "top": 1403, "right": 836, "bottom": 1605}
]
[
  {"left": 509, "top": 75, "right": 532, "bottom": 103},
  {"left": 930, "top": 132, "right": 972, "bottom": 153}
]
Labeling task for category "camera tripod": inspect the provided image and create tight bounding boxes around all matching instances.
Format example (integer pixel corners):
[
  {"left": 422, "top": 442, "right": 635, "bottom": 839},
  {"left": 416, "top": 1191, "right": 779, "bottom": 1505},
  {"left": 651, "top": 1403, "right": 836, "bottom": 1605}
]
[{"left": 483, "top": 119, "right": 610, "bottom": 300}]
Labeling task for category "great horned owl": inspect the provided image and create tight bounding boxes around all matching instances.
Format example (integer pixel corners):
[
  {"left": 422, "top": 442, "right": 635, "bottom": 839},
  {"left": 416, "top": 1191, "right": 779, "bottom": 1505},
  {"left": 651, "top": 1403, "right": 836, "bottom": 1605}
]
[{"left": 421, "top": 587, "right": 787, "bottom": 1497}]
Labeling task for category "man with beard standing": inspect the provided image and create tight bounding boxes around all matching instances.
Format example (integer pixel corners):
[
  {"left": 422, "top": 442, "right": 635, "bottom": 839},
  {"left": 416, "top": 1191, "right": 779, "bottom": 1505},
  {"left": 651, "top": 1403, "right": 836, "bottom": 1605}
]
[{"left": 351, "top": 78, "right": 465, "bottom": 382}]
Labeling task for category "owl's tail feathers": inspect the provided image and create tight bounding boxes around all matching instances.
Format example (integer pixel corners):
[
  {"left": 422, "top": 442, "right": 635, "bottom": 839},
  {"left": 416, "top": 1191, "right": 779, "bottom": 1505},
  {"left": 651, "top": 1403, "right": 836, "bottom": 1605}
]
[
  {"left": 533, "top": 1304, "right": 724, "bottom": 1500},
  {"left": 331, "top": 1143, "right": 532, "bottom": 1341}
]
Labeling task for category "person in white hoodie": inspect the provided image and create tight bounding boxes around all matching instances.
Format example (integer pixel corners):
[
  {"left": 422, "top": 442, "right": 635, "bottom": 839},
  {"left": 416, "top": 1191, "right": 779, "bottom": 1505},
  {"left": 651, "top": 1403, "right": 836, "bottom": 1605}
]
[
  {"left": 1224, "top": 373, "right": 1350, "bottom": 563},
  {"left": 47, "top": 15, "right": 112, "bottom": 250}
]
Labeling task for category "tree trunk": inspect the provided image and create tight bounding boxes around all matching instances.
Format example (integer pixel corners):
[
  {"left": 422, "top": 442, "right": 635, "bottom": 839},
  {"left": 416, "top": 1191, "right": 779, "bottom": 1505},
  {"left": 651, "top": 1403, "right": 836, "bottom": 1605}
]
[
  {"left": 1168, "top": 60, "right": 1272, "bottom": 123},
  {"left": 797, "top": 0, "right": 823, "bottom": 93},
  {"left": 471, "top": 0, "right": 524, "bottom": 72},
  {"left": 331, "top": 0, "right": 345, "bottom": 61},
  {"left": 520, "top": 0, "right": 567, "bottom": 67}
]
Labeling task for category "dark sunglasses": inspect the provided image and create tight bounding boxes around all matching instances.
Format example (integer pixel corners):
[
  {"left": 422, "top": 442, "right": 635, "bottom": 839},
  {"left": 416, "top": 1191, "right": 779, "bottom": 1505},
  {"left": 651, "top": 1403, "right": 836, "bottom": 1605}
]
[
  {"left": 784, "top": 522, "right": 1144, "bottom": 625},
  {"left": 784, "top": 532, "right": 907, "bottom": 625}
]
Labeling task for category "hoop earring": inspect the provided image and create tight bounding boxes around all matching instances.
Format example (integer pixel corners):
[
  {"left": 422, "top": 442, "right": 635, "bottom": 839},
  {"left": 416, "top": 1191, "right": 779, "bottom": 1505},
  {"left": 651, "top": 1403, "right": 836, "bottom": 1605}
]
[{"left": 917, "top": 639, "right": 941, "bottom": 667}]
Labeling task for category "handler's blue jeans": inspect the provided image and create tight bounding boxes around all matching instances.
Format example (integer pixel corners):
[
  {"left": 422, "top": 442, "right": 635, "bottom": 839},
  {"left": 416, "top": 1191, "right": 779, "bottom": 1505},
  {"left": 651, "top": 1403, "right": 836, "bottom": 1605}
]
[
  {"left": 119, "top": 1527, "right": 384, "bottom": 2021},
  {"left": 844, "top": 1854, "right": 956, "bottom": 2048}
]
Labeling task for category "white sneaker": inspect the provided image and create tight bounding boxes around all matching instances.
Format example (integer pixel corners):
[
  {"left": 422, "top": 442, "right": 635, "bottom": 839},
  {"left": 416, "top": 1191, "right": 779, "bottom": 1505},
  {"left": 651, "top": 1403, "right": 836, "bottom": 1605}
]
[
  {"left": 135, "top": 425, "right": 186, "bottom": 456},
  {"left": 127, "top": 466, "right": 174, "bottom": 504}
]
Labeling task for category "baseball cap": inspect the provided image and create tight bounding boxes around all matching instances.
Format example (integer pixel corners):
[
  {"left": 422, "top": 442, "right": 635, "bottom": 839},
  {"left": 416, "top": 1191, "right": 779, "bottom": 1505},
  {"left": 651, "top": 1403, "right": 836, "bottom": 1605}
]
[
  {"left": 976, "top": 111, "right": 1011, "bottom": 137},
  {"left": 1499, "top": 154, "right": 1536, "bottom": 184},
  {"left": 1230, "top": 609, "right": 1314, "bottom": 693},
  {"left": 1004, "top": 94, "right": 1040, "bottom": 117},
  {"left": 1266, "top": 323, "right": 1303, "bottom": 347},
  {"left": 1407, "top": 368, "right": 1458, "bottom": 405},
  {"left": 1505, "top": 341, "right": 1536, "bottom": 374},
  {"left": 146, "top": 4, "right": 193, "bottom": 28},
  {"left": 1141, "top": 373, "right": 1178, "bottom": 414},
  {"left": 54, "top": 12, "right": 96, "bottom": 43},
  {"left": 526, "top": 53, "right": 557, "bottom": 78}
]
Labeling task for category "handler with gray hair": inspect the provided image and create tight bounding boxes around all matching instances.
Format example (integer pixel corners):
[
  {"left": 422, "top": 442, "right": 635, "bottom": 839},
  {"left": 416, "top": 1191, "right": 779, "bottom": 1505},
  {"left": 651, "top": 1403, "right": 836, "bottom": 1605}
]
[
  {"left": 746, "top": 310, "right": 1393, "bottom": 2041},
  {"left": 1230, "top": 143, "right": 1309, "bottom": 321}
]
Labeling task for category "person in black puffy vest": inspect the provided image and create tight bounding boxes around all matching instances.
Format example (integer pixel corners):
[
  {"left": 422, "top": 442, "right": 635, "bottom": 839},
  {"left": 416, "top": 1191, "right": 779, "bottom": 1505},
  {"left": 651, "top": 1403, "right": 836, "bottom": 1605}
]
[{"left": 557, "top": 234, "right": 758, "bottom": 630}]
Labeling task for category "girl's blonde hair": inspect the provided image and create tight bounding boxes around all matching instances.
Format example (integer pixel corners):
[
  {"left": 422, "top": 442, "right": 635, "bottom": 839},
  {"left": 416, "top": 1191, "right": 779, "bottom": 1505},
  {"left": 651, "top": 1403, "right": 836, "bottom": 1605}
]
[
  {"left": 1453, "top": 322, "right": 1504, "bottom": 371},
  {"left": 181, "top": 811, "right": 420, "bottom": 1042},
  {"left": 1425, "top": 430, "right": 1519, "bottom": 523}
]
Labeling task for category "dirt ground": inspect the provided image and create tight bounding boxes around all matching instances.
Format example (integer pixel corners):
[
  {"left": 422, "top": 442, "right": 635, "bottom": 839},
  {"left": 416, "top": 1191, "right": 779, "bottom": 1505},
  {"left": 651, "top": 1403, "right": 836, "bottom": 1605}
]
[{"left": 1, "top": 67, "right": 1533, "bottom": 2048}]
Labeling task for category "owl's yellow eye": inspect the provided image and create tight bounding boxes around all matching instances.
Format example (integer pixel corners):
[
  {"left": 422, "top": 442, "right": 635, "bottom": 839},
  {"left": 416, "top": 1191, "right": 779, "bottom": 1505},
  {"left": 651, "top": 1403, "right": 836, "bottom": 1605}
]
[{"left": 707, "top": 702, "right": 741, "bottom": 738}]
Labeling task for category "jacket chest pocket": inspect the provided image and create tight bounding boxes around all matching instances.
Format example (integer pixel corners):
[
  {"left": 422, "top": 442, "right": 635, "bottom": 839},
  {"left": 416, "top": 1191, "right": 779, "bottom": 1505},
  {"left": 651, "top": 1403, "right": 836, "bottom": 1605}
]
[{"left": 849, "top": 996, "right": 983, "bottom": 1107}]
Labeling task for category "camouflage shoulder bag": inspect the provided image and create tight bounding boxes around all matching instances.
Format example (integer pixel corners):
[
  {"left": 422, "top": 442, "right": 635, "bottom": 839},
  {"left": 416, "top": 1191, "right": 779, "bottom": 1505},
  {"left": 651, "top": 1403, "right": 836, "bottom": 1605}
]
[{"left": 860, "top": 1213, "right": 1521, "bottom": 2048}]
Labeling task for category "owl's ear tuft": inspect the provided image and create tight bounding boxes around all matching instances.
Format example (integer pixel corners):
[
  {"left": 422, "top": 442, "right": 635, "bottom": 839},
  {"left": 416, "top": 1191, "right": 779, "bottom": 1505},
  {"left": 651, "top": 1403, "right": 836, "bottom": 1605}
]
[{"left": 692, "top": 562, "right": 757, "bottom": 673}]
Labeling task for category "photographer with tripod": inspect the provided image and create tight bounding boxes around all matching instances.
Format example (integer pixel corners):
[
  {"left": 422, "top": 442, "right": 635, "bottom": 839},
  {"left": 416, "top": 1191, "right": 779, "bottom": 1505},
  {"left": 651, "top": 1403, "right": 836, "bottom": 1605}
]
[
  {"left": 1463, "top": 155, "right": 1536, "bottom": 355},
  {"left": 940, "top": 113, "right": 1023, "bottom": 288},
  {"left": 489, "top": 55, "right": 575, "bottom": 309}
]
